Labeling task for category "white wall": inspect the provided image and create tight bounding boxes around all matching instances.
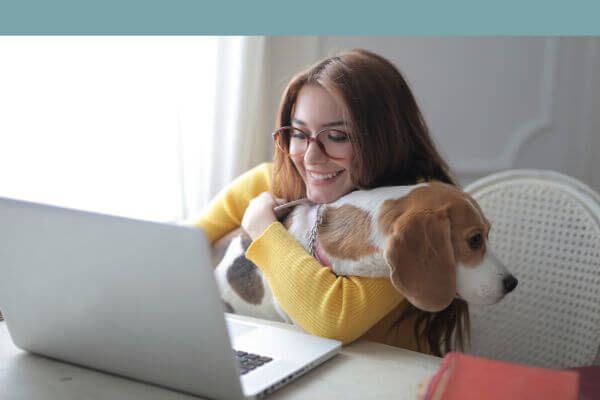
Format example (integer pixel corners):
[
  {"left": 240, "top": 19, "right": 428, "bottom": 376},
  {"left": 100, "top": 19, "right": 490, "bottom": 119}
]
[
  {"left": 589, "top": 41, "right": 600, "bottom": 191},
  {"left": 260, "top": 37, "right": 600, "bottom": 191}
]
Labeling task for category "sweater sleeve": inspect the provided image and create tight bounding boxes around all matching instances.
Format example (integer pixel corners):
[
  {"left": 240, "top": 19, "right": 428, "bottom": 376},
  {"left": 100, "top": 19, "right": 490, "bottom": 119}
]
[
  {"left": 192, "top": 163, "right": 273, "bottom": 243},
  {"left": 194, "top": 162, "right": 404, "bottom": 345},
  {"left": 246, "top": 222, "right": 405, "bottom": 345}
]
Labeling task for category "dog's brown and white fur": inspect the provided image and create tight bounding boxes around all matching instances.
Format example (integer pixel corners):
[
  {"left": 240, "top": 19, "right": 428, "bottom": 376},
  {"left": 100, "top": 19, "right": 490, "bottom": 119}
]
[{"left": 214, "top": 182, "right": 517, "bottom": 325}]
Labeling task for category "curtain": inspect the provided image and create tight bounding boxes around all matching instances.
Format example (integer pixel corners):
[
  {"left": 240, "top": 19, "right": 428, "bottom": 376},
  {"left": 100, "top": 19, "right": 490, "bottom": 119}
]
[{"left": 181, "top": 36, "right": 272, "bottom": 220}]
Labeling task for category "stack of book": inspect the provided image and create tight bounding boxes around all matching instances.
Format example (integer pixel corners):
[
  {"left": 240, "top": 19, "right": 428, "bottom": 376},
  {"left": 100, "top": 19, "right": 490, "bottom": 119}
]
[{"left": 420, "top": 352, "right": 587, "bottom": 400}]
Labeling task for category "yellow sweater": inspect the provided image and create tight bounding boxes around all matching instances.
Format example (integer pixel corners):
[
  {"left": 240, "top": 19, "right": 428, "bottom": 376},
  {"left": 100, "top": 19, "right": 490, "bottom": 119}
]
[{"left": 194, "top": 163, "right": 425, "bottom": 352}]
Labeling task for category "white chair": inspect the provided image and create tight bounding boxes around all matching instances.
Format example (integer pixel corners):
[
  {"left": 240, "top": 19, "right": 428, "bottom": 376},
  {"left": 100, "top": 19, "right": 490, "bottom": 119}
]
[{"left": 464, "top": 169, "right": 600, "bottom": 368}]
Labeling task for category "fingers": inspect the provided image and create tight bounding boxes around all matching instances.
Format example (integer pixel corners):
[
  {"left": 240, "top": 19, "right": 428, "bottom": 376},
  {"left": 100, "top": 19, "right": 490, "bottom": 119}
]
[
  {"left": 241, "top": 192, "right": 278, "bottom": 240},
  {"left": 416, "top": 376, "right": 432, "bottom": 400},
  {"left": 274, "top": 203, "right": 295, "bottom": 219},
  {"left": 273, "top": 198, "right": 310, "bottom": 219}
]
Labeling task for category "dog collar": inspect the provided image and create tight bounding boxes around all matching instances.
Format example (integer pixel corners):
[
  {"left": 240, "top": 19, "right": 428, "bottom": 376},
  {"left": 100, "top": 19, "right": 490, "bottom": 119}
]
[{"left": 307, "top": 204, "right": 331, "bottom": 266}]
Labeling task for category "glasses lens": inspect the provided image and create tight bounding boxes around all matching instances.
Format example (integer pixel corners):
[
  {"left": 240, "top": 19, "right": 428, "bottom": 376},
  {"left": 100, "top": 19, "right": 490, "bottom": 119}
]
[
  {"left": 274, "top": 127, "right": 352, "bottom": 159},
  {"left": 287, "top": 128, "right": 308, "bottom": 155},
  {"left": 317, "top": 129, "right": 352, "bottom": 159},
  {"left": 273, "top": 127, "right": 305, "bottom": 155},
  {"left": 273, "top": 127, "right": 291, "bottom": 152}
]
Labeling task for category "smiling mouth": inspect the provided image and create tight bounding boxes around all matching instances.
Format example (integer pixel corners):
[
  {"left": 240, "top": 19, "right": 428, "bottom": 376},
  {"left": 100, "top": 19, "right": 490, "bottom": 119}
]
[{"left": 308, "top": 170, "right": 343, "bottom": 181}]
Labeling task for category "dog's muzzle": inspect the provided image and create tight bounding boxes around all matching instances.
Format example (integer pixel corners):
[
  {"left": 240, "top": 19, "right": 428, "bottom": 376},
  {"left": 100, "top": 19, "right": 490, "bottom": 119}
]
[{"left": 502, "top": 275, "right": 518, "bottom": 294}]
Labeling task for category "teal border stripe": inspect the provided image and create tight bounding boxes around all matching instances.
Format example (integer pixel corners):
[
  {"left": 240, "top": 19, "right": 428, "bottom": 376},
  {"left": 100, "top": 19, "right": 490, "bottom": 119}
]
[{"left": 1, "top": 0, "right": 600, "bottom": 35}]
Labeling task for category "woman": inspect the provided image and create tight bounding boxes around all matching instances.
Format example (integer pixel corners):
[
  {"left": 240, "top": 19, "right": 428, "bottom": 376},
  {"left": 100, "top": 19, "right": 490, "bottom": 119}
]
[{"left": 194, "top": 49, "right": 468, "bottom": 356}]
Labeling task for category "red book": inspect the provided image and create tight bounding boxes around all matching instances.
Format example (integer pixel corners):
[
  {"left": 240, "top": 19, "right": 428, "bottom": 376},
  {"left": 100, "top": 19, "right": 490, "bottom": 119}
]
[
  {"left": 424, "top": 352, "right": 580, "bottom": 400},
  {"left": 570, "top": 366, "right": 600, "bottom": 400}
]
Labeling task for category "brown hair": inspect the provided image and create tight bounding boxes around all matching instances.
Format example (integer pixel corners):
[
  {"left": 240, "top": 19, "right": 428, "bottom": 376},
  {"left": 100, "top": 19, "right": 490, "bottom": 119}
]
[{"left": 271, "top": 48, "right": 468, "bottom": 356}]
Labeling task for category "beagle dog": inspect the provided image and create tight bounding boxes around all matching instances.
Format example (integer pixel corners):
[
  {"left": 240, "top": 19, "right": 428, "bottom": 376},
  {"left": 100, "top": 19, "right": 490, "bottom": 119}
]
[{"left": 213, "top": 182, "right": 517, "bottom": 324}]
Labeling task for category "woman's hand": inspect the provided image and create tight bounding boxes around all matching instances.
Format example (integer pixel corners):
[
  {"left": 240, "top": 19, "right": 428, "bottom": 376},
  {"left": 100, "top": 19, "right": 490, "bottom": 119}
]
[{"left": 242, "top": 192, "right": 279, "bottom": 240}]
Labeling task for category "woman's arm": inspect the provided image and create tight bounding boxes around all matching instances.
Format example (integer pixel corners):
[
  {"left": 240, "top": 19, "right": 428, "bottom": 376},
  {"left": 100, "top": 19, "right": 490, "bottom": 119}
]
[
  {"left": 194, "top": 162, "right": 402, "bottom": 344},
  {"left": 246, "top": 222, "right": 404, "bottom": 345},
  {"left": 192, "top": 163, "right": 273, "bottom": 243}
]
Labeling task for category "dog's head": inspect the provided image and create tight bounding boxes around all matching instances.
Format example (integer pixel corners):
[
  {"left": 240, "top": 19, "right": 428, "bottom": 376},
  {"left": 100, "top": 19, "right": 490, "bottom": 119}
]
[{"left": 381, "top": 182, "right": 517, "bottom": 312}]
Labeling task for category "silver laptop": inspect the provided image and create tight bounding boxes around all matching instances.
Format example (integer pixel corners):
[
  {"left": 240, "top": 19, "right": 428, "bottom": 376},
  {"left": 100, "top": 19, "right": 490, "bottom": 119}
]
[{"left": 0, "top": 197, "right": 341, "bottom": 399}]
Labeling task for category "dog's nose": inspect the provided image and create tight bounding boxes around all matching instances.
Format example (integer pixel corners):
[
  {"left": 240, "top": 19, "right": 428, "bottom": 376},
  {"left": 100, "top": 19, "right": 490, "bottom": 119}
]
[{"left": 502, "top": 275, "right": 518, "bottom": 293}]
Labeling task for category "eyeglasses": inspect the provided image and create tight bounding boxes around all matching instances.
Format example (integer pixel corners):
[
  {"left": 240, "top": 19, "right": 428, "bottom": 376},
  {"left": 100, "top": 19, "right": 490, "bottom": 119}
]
[{"left": 272, "top": 126, "right": 353, "bottom": 160}]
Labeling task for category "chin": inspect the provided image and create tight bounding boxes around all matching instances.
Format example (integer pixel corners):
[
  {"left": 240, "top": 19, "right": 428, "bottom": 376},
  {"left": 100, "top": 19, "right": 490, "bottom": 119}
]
[
  {"left": 313, "top": 196, "right": 337, "bottom": 204},
  {"left": 307, "top": 192, "right": 331, "bottom": 204},
  {"left": 303, "top": 174, "right": 354, "bottom": 204},
  {"left": 307, "top": 188, "right": 347, "bottom": 204}
]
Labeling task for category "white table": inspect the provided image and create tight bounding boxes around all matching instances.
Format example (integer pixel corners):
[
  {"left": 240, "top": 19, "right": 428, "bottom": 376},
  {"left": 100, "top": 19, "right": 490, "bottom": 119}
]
[{"left": 0, "top": 316, "right": 441, "bottom": 400}]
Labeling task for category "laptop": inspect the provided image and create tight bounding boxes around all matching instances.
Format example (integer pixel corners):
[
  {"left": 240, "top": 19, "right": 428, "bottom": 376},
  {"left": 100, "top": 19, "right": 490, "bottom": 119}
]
[{"left": 0, "top": 196, "right": 341, "bottom": 399}]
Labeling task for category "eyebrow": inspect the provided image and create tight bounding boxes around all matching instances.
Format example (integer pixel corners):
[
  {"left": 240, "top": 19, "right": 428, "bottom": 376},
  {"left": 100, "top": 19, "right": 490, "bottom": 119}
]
[{"left": 291, "top": 118, "right": 346, "bottom": 128}]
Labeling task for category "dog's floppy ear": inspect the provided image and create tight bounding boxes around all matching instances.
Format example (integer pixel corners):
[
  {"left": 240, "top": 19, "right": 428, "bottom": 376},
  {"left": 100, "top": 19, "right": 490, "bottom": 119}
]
[{"left": 384, "top": 207, "right": 456, "bottom": 312}]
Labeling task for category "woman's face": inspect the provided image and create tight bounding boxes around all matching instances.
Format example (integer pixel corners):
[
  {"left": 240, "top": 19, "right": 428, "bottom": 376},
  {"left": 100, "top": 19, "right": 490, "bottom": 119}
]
[{"left": 291, "top": 85, "right": 355, "bottom": 204}]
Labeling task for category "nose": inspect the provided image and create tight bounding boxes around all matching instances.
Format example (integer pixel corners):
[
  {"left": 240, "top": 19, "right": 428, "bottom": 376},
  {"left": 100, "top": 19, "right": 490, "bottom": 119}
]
[
  {"left": 304, "top": 139, "right": 328, "bottom": 163},
  {"left": 502, "top": 275, "right": 518, "bottom": 293}
]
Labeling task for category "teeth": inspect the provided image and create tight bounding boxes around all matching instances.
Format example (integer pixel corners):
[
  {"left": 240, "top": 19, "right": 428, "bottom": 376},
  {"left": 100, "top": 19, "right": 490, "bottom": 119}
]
[{"left": 309, "top": 171, "right": 341, "bottom": 180}]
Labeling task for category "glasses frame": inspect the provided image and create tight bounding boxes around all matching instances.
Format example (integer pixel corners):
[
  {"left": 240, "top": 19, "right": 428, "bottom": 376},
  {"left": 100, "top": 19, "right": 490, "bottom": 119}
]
[{"left": 272, "top": 126, "right": 352, "bottom": 160}]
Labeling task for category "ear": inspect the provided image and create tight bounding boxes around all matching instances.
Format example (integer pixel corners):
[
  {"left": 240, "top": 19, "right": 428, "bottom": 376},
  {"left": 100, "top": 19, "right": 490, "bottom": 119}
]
[{"left": 384, "top": 208, "right": 456, "bottom": 312}]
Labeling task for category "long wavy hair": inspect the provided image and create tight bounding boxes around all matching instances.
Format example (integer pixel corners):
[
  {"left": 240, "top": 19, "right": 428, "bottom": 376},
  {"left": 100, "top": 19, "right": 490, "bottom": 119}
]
[{"left": 271, "top": 48, "right": 469, "bottom": 356}]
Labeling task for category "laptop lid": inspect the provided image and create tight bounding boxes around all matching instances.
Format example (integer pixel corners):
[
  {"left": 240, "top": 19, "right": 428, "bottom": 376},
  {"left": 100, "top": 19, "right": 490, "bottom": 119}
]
[{"left": 0, "top": 197, "right": 245, "bottom": 399}]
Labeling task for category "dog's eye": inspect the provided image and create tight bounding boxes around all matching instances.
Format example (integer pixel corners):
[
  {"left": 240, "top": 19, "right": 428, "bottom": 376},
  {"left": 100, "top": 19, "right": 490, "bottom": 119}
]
[{"left": 468, "top": 233, "right": 483, "bottom": 250}]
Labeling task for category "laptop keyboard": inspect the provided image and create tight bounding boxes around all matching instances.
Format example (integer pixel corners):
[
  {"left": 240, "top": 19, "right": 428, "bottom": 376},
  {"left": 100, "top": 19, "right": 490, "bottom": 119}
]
[{"left": 233, "top": 350, "right": 273, "bottom": 375}]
